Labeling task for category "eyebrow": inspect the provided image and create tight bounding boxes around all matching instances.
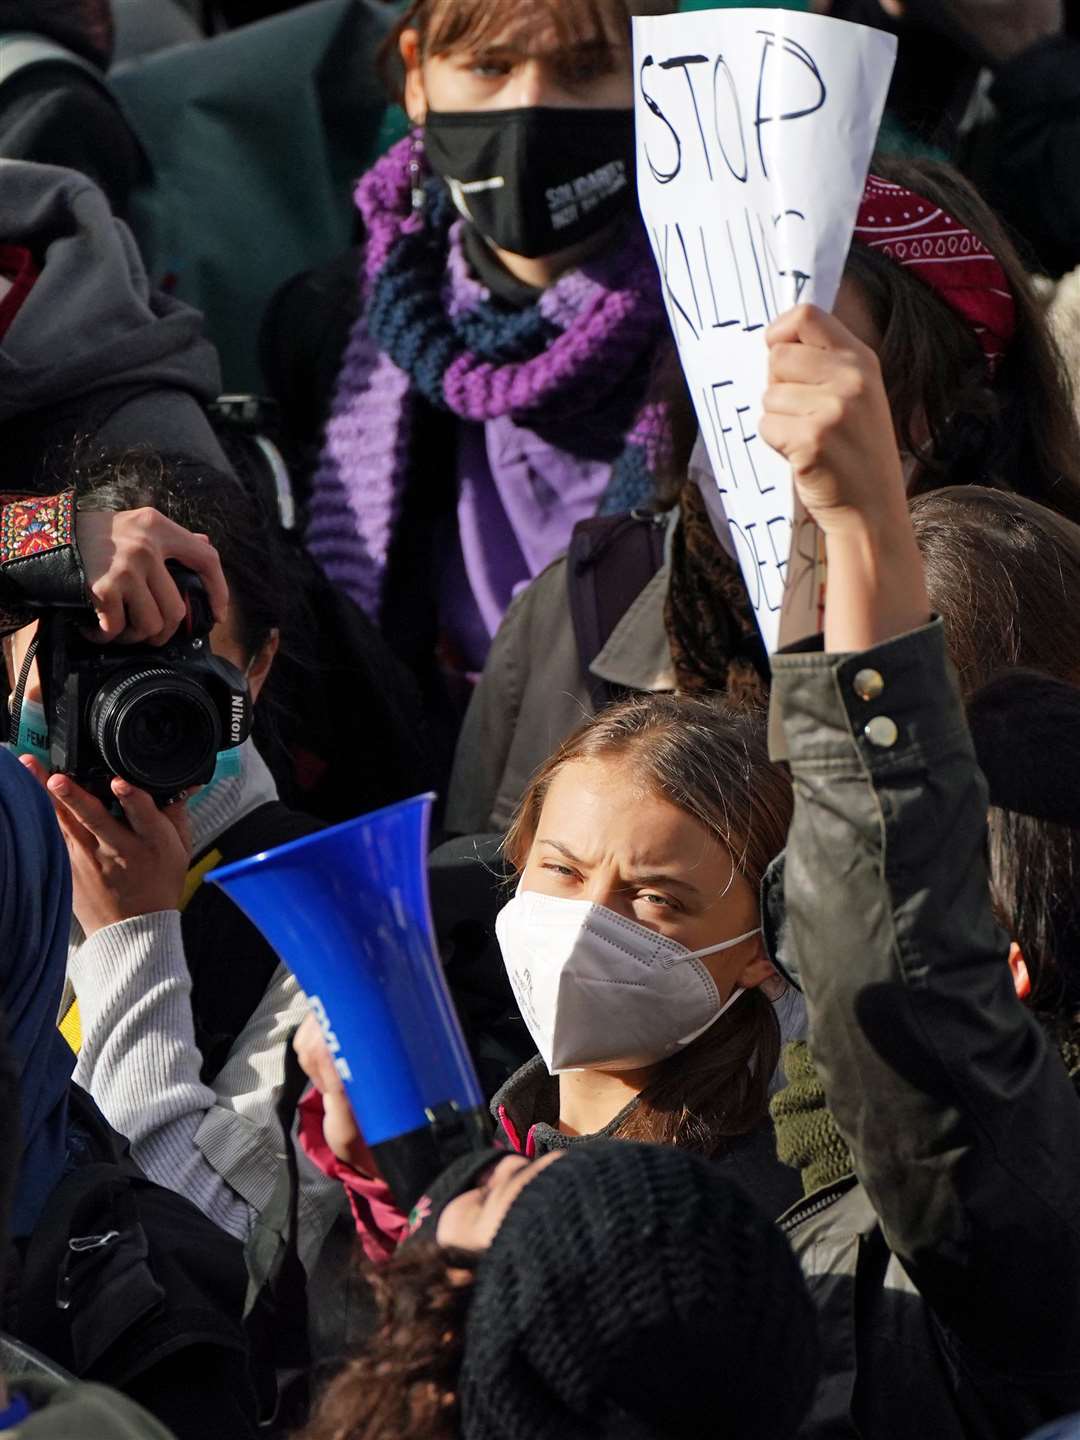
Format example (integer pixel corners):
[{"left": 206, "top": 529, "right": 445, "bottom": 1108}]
[
  {"left": 536, "top": 838, "right": 704, "bottom": 896},
  {"left": 464, "top": 38, "right": 618, "bottom": 62}
]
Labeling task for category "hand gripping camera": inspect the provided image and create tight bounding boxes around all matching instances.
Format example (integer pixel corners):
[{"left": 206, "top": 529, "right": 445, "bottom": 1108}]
[{"left": 38, "top": 564, "right": 253, "bottom": 804}]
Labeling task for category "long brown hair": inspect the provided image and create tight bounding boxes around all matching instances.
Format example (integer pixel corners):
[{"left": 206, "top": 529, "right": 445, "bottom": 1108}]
[
  {"left": 504, "top": 694, "right": 793, "bottom": 1153},
  {"left": 912, "top": 486, "right": 1080, "bottom": 1016},
  {"left": 379, "top": 0, "right": 677, "bottom": 100},
  {"left": 300, "top": 1243, "right": 470, "bottom": 1440},
  {"left": 846, "top": 156, "right": 1080, "bottom": 525}
]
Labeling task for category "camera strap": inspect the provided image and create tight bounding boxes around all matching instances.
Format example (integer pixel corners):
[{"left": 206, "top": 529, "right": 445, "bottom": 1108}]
[{"left": 8, "top": 631, "right": 39, "bottom": 747}]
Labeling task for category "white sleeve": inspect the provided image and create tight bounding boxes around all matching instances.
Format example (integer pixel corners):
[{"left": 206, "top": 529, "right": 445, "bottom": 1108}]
[{"left": 69, "top": 911, "right": 255, "bottom": 1242}]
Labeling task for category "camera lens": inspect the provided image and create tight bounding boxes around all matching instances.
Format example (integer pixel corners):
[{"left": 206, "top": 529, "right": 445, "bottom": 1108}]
[{"left": 90, "top": 667, "right": 221, "bottom": 794}]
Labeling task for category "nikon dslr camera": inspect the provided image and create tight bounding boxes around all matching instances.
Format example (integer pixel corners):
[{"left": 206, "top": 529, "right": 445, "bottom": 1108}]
[{"left": 38, "top": 563, "right": 253, "bottom": 805}]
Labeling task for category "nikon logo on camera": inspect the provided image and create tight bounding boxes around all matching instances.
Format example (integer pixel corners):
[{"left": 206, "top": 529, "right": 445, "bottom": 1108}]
[{"left": 230, "top": 695, "right": 246, "bottom": 745}]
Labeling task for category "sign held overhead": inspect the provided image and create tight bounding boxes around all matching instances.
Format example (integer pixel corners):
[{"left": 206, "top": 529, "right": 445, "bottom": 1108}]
[{"left": 633, "top": 8, "right": 896, "bottom": 651}]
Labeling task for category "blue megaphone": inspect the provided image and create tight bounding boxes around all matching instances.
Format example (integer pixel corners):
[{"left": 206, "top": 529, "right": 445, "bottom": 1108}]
[{"left": 208, "top": 793, "right": 489, "bottom": 1209}]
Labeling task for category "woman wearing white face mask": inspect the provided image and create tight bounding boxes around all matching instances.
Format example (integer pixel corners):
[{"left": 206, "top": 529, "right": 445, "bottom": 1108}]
[
  {"left": 296, "top": 692, "right": 804, "bottom": 1251},
  {"left": 490, "top": 693, "right": 799, "bottom": 1195}
]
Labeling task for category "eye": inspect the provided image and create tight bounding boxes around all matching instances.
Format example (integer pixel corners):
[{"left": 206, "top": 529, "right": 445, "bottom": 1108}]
[
  {"left": 560, "top": 56, "right": 615, "bottom": 85},
  {"left": 638, "top": 891, "right": 681, "bottom": 912},
  {"left": 541, "top": 862, "right": 578, "bottom": 880},
  {"left": 463, "top": 54, "right": 512, "bottom": 78}
]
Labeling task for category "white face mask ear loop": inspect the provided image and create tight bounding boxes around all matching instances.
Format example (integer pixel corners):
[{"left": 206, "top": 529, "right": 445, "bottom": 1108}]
[
  {"left": 677, "top": 983, "right": 747, "bottom": 1047},
  {"left": 672, "top": 928, "right": 762, "bottom": 1047},
  {"left": 680, "top": 927, "right": 763, "bottom": 964}
]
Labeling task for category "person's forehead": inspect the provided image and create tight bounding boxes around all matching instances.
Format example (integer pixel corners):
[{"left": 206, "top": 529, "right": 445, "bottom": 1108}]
[
  {"left": 539, "top": 759, "right": 726, "bottom": 869},
  {"left": 433, "top": 6, "right": 626, "bottom": 57}
]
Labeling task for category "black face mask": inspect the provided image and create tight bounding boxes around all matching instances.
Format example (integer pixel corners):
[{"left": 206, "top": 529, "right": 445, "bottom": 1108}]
[{"left": 424, "top": 106, "right": 636, "bottom": 260}]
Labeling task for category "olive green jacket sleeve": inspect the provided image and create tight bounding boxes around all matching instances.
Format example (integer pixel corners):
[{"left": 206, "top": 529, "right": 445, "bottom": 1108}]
[
  {"left": 446, "top": 556, "right": 593, "bottom": 837},
  {"left": 771, "top": 619, "right": 1080, "bottom": 1379}
]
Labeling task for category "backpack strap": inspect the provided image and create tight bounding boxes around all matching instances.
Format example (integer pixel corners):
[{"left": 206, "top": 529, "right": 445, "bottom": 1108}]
[
  {"left": 206, "top": 799, "right": 326, "bottom": 869},
  {"left": 241, "top": 1038, "right": 312, "bottom": 1427},
  {"left": 183, "top": 802, "right": 325, "bottom": 1084},
  {"left": 567, "top": 511, "right": 668, "bottom": 710}
]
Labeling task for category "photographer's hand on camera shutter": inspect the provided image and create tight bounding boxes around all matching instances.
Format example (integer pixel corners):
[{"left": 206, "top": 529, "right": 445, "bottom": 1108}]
[
  {"left": 76, "top": 508, "right": 229, "bottom": 646},
  {"left": 20, "top": 758, "right": 191, "bottom": 936}
]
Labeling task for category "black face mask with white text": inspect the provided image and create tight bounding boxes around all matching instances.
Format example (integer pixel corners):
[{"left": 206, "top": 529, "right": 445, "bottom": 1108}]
[{"left": 424, "top": 106, "right": 636, "bottom": 260}]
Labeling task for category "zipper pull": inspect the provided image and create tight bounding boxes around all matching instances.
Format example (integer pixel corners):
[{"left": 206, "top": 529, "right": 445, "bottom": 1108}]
[{"left": 56, "top": 1229, "right": 121, "bottom": 1311}]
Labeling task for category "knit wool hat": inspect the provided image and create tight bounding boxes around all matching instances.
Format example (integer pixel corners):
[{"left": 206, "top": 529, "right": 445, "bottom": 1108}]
[
  {"left": 400, "top": 1147, "right": 506, "bottom": 1249},
  {"left": 458, "top": 1141, "right": 820, "bottom": 1440}
]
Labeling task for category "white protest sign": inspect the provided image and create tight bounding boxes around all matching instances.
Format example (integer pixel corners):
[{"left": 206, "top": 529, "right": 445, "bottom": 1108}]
[{"left": 633, "top": 9, "right": 896, "bottom": 651}]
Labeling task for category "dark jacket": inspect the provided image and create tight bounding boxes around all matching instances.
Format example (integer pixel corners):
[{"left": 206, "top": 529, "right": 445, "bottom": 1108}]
[
  {"left": 0, "top": 2, "right": 136, "bottom": 215},
  {"left": 0, "top": 162, "right": 230, "bottom": 481},
  {"left": 0, "top": 60, "right": 140, "bottom": 218},
  {"left": 491, "top": 1056, "right": 802, "bottom": 1221},
  {"left": 767, "top": 620, "right": 1080, "bottom": 1438}
]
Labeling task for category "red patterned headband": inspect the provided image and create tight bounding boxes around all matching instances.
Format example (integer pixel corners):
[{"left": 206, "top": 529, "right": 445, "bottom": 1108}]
[{"left": 853, "top": 175, "right": 1017, "bottom": 373}]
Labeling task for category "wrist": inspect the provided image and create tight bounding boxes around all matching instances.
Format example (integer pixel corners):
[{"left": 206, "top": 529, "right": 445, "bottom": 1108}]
[{"left": 822, "top": 516, "right": 931, "bottom": 654}]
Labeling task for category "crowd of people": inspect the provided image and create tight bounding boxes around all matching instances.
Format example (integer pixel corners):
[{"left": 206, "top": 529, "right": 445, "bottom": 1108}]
[{"left": 2, "top": 0, "right": 1080, "bottom": 1435}]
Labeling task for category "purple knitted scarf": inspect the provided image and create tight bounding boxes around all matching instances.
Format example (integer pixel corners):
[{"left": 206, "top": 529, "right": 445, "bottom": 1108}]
[{"left": 307, "top": 137, "right": 671, "bottom": 621}]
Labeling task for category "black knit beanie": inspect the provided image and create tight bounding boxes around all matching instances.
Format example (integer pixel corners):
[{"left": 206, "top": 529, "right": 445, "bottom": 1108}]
[
  {"left": 399, "top": 1147, "right": 506, "bottom": 1250},
  {"left": 458, "top": 1141, "right": 820, "bottom": 1440}
]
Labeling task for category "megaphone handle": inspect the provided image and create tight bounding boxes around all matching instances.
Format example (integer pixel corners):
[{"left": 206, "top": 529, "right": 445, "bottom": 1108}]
[{"left": 372, "top": 1104, "right": 492, "bottom": 1214}]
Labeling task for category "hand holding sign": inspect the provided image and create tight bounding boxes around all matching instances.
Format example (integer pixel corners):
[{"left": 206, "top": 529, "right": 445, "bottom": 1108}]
[
  {"left": 762, "top": 303, "right": 930, "bottom": 651},
  {"left": 633, "top": 7, "right": 896, "bottom": 651},
  {"left": 760, "top": 303, "right": 903, "bottom": 538}
]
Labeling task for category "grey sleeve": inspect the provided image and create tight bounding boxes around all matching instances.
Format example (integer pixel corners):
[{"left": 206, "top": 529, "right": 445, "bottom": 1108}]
[{"left": 69, "top": 911, "right": 255, "bottom": 1241}]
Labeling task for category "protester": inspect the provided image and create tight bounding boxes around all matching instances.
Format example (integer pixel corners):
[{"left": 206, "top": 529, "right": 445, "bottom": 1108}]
[
  {"left": 757, "top": 299, "right": 1080, "bottom": 1436},
  {"left": 446, "top": 153, "right": 1080, "bottom": 835},
  {"left": 267, "top": 0, "right": 679, "bottom": 729},
  {"left": 296, "top": 693, "right": 804, "bottom": 1261},
  {"left": 299, "top": 1142, "right": 820, "bottom": 1440},
  {"left": 0, "top": 2, "right": 142, "bottom": 215},
  {"left": 4, "top": 451, "right": 375, "bottom": 1382}
]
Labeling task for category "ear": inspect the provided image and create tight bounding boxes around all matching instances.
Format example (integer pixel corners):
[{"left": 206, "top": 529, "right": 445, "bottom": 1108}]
[
  {"left": 737, "top": 948, "right": 782, "bottom": 995},
  {"left": 247, "top": 629, "right": 280, "bottom": 706},
  {"left": 1008, "top": 942, "right": 1032, "bottom": 1002},
  {"left": 400, "top": 27, "right": 428, "bottom": 126}
]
